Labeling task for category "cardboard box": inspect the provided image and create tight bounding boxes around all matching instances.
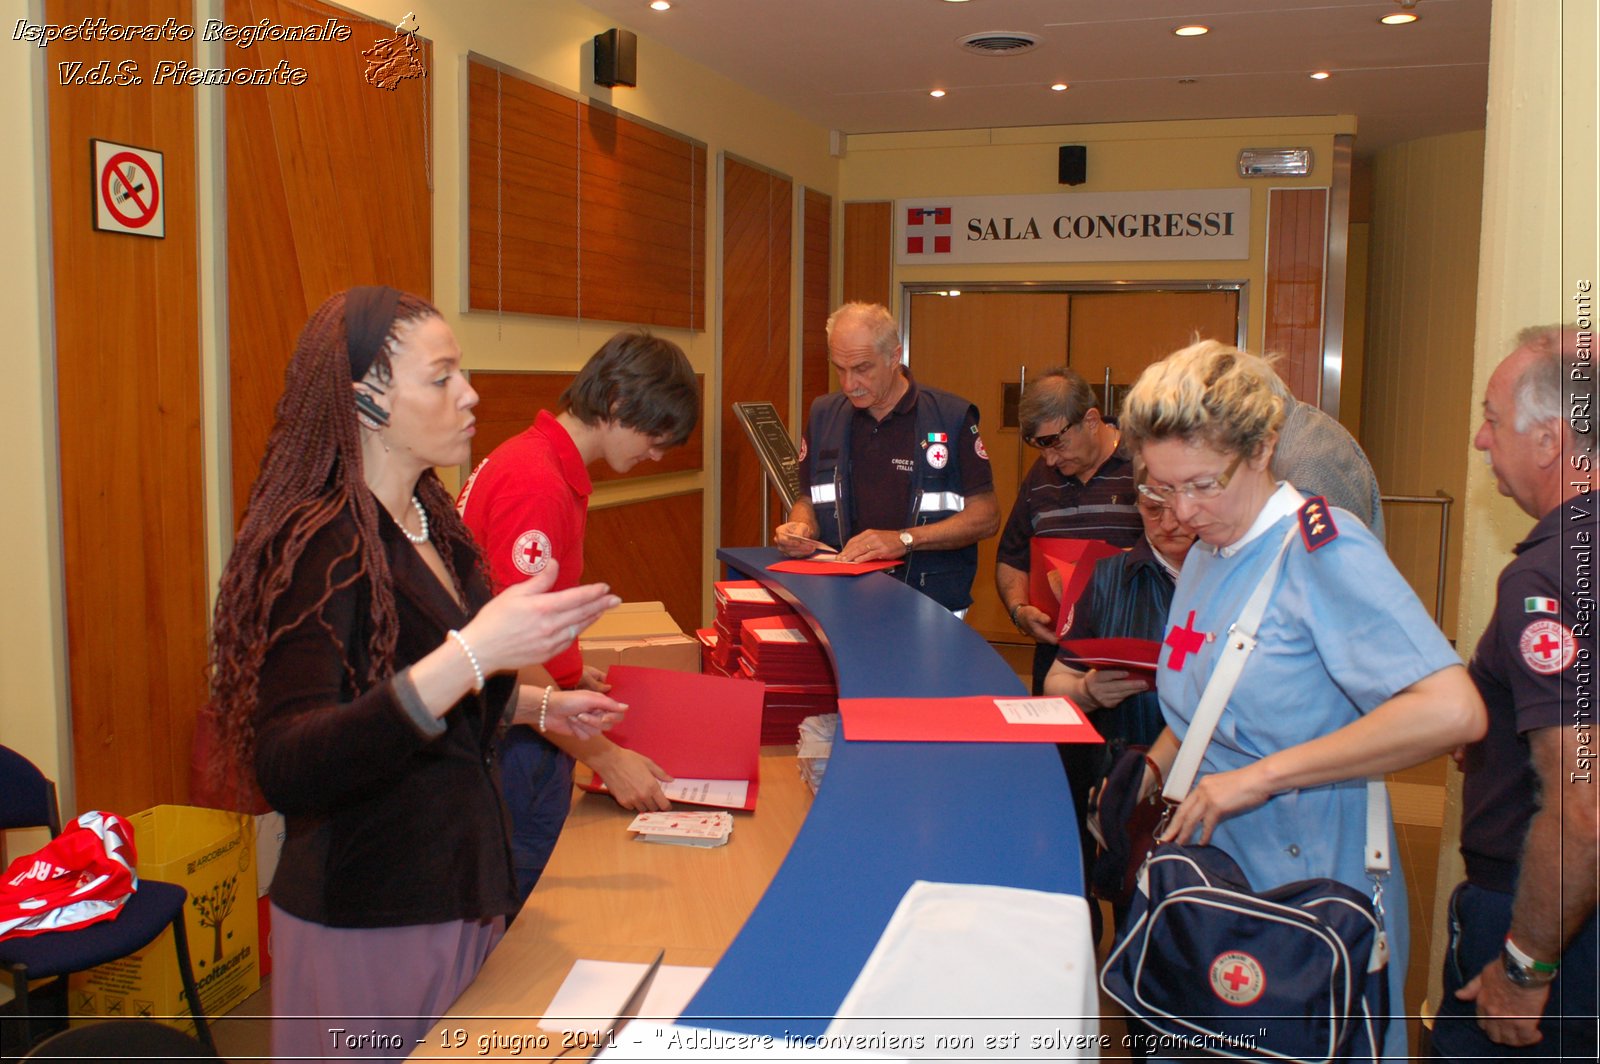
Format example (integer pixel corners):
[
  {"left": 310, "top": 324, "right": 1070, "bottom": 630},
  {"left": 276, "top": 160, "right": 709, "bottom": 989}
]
[
  {"left": 580, "top": 601, "right": 699, "bottom": 674},
  {"left": 71, "top": 806, "right": 260, "bottom": 1034}
]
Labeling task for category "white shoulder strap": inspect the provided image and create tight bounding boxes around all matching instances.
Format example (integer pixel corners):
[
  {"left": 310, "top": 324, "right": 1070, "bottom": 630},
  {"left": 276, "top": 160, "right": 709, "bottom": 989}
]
[
  {"left": 1162, "top": 523, "right": 1297, "bottom": 803},
  {"left": 1158, "top": 518, "right": 1390, "bottom": 878}
]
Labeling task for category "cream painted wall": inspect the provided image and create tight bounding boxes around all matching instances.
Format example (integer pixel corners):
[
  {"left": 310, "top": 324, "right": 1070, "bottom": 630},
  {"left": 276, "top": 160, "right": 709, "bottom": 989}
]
[
  {"left": 838, "top": 116, "right": 1356, "bottom": 356},
  {"left": 0, "top": 0, "right": 72, "bottom": 830},
  {"left": 1363, "top": 129, "right": 1487, "bottom": 643}
]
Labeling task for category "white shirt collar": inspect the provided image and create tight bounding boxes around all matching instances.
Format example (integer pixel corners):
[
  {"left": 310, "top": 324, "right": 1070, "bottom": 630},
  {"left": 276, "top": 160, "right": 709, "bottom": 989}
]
[
  {"left": 1214, "top": 481, "right": 1304, "bottom": 558},
  {"left": 1147, "top": 534, "right": 1183, "bottom": 581}
]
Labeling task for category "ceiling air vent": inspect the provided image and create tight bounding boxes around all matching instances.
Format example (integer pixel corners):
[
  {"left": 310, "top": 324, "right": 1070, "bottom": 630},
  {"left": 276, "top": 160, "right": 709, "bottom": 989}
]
[{"left": 957, "top": 31, "right": 1040, "bottom": 56}]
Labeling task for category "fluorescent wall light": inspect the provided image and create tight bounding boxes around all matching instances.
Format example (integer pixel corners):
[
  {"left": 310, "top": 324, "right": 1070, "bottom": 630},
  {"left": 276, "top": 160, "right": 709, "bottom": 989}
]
[{"left": 1237, "top": 148, "right": 1313, "bottom": 177}]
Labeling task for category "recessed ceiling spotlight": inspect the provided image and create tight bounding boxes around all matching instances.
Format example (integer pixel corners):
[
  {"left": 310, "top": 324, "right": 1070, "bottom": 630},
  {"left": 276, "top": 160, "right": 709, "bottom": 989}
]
[
  {"left": 1174, "top": 25, "right": 1209, "bottom": 37},
  {"left": 930, "top": 89, "right": 947, "bottom": 98},
  {"left": 650, "top": 0, "right": 671, "bottom": 10},
  {"left": 1310, "top": 70, "right": 1332, "bottom": 80},
  {"left": 1380, "top": 12, "right": 1418, "bottom": 24},
  {"left": 1050, "top": 83, "right": 1069, "bottom": 92}
]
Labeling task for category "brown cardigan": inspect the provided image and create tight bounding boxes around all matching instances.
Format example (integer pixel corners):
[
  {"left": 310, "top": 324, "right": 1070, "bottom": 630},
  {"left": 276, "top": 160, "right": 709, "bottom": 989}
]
[{"left": 254, "top": 500, "right": 520, "bottom": 927}]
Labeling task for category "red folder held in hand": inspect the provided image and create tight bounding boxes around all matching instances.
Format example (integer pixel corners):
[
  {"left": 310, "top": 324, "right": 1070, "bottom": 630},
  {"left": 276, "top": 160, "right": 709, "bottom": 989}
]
[
  {"left": 1056, "top": 637, "right": 1161, "bottom": 684},
  {"left": 1028, "top": 538, "right": 1121, "bottom": 624},
  {"left": 580, "top": 665, "right": 764, "bottom": 809}
]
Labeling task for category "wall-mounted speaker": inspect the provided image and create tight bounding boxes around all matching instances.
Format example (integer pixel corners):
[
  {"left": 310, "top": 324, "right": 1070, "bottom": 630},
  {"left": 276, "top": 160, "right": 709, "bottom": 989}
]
[
  {"left": 1059, "top": 144, "right": 1087, "bottom": 186},
  {"left": 594, "top": 28, "right": 637, "bottom": 88}
]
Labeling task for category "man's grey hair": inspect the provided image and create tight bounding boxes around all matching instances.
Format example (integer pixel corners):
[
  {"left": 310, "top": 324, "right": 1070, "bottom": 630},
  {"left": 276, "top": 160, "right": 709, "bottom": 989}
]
[
  {"left": 1512, "top": 325, "right": 1594, "bottom": 449},
  {"left": 826, "top": 303, "right": 900, "bottom": 359}
]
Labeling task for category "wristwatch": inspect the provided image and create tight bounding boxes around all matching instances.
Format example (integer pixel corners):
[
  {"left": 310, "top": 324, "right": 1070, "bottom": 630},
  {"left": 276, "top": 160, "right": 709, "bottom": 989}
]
[
  {"left": 1502, "top": 936, "right": 1559, "bottom": 987},
  {"left": 898, "top": 530, "right": 915, "bottom": 552}
]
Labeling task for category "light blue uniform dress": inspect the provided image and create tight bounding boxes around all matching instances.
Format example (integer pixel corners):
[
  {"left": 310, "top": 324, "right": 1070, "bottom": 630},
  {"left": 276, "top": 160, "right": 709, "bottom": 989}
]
[{"left": 1157, "top": 484, "right": 1461, "bottom": 1061}]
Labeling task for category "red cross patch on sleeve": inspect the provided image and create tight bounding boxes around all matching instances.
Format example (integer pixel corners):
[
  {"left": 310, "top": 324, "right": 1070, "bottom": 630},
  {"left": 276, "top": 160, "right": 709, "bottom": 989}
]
[{"left": 1297, "top": 496, "right": 1338, "bottom": 552}]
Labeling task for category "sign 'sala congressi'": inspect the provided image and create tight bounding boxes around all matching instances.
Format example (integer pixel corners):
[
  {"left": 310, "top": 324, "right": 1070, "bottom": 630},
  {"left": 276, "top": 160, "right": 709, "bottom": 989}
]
[{"left": 897, "top": 188, "right": 1256, "bottom": 265}]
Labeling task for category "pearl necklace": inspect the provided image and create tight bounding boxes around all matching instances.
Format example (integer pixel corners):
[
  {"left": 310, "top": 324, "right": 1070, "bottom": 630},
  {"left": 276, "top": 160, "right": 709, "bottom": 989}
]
[{"left": 401, "top": 495, "right": 430, "bottom": 545}]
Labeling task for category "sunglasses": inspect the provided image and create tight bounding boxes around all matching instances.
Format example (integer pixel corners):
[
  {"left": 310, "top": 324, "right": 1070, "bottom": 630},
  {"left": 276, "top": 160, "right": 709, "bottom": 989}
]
[{"left": 1023, "top": 420, "right": 1081, "bottom": 450}]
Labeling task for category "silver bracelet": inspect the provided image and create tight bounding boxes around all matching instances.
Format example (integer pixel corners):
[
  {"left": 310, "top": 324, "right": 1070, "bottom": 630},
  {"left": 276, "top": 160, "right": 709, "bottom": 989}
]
[
  {"left": 538, "top": 685, "right": 554, "bottom": 733},
  {"left": 446, "top": 629, "right": 485, "bottom": 692}
]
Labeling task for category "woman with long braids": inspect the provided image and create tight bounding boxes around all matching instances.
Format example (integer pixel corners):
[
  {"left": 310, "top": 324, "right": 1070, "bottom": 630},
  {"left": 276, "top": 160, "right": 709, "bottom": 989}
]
[{"left": 206, "top": 287, "right": 624, "bottom": 1060}]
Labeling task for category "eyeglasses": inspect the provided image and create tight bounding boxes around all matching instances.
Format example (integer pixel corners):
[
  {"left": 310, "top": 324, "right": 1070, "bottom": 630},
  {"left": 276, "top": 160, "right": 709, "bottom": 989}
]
[
  {"left": 1136, "top": 452, "right": 1245, "bottom": 503},
  {"left": 1024, "top": 421, "right": 1080, "bottom": 450}
]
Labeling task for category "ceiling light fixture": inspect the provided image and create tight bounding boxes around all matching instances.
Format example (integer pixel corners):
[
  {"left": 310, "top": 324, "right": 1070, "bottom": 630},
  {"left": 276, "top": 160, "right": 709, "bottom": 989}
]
[
  {"left": 1310, "top": 71, "right": 1331, "bottom": 80},
  {"left": 930, "top": 89, "right": 947, "bottom": 98},
  {"left": 1380, "top": 12, "right": 1418, "bottom": 24},
  {"left": 1050, "top": 83, "right": 1068, "bottom": 92},
  {"left": 650, "top": 0, "right": 671, "bottom": 10},
  {"left": 1174, "top": 25, "right": 1209, "bottom": 37}
]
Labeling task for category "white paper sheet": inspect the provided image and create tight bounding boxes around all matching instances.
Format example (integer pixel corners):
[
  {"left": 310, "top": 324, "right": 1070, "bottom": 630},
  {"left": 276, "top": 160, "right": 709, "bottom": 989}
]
[
  {"left": 994, "top": 696, "right": 1084, "bottom": 726},
  {"left": 660, "top": 778, "right": 749, "bottom": 808},
  {"left": 539, "top": 960, "right": 711, "bottom": 1035},
  {"left": 825, "top": 881, "right": 1098, "bottom": 1059}
]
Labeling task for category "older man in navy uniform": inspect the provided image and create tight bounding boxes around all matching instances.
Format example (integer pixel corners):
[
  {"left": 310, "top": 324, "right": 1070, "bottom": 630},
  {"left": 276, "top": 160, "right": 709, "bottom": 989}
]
[
  {"left": 775, "top": 302, "right": 999, "bottom": 613},
  {"left": 1429, "top": 325, "right": 1597, "bottom": 1061}
]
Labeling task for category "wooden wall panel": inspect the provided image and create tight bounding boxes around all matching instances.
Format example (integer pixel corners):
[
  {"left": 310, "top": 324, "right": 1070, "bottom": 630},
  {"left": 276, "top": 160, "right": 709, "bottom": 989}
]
[
  {"left": 842, "top": 201, "right": 892, "bottom": 308},
  {"left": 720, "top": 158, "right": 793, "bottom": 550},
  {"left": 467, "top": 371, "right": 705, "bottom": 481},
  {"left": 227, "top": 0, "right": 433, "bottom": 524},
  {"left": 801, "top": 188, "right": 833, "bottom": 418},
  {"left": 468, "top": 61, "right": 579, "bottom": 318},
  {"left": 48, "top": 0, "right": 206, "bottom": 812},
  {"left": 587, "top": 491, "right": 705, "bottom": 632},
  {"left": 1263, "top": 188, "right": 1329, "bottom": 403},
  {"left": 467, "top": 59, "right": 705, "bottom": 329}
]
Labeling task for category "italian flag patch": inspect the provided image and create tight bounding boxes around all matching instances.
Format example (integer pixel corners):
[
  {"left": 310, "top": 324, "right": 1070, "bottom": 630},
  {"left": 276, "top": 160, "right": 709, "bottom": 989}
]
[
  {"left": 1524, "top": 596, "right": 1559, "bottom": 615},
  {"left": 927, "top": 432, "right": 948, "bottom": 443}
]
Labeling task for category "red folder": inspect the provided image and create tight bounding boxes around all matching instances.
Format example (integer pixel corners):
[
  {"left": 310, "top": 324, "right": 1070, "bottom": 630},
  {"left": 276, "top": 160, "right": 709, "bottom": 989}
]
[
  {"left": 839, "top": 696, "right": 1104, "bottom": 744},
  {"left": 1028, "top": 538, "right": 1121, "bottom": 620},
  {"left": 767, "top": 558, "right": 902, "bottom": 576},
  {"left": 1056, "top": 637, "right": 1161, "bottom": 683},
  {"left": 579, "top": 665, "right": 764, "bottom": 809}
]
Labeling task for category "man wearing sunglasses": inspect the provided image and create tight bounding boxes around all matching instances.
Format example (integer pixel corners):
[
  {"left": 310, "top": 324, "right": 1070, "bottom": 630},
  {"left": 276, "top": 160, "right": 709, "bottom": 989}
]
[
  {"left": 997, "top": 367, "right": 1144, "bottom": 694},
  {"left": 774, "top": 302, "right": 999, "bottom": 613}
]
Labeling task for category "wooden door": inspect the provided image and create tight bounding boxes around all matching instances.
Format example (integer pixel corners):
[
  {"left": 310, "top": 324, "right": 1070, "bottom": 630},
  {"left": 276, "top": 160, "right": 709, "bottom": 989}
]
[
  {"left": 1066, "top": 290, "right": 1240, "bottom": 413},
  {"left": 719, "top": 158, "right": 792, "bottom": 550},
  {"left": 907, "top": 292, "right": 1071, "bottom": 640}
]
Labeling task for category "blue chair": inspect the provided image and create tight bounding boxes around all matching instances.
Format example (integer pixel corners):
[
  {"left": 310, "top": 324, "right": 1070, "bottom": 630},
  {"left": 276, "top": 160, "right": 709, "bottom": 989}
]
[{"left": 0, "top": 746, "right": 215, "bottom": 1055}]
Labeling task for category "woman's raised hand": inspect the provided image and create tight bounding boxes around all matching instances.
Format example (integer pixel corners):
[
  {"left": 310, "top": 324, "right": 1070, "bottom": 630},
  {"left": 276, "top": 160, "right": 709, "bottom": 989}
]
[{"left": 461, "top": 561, "right": 620, "bottom": 676}]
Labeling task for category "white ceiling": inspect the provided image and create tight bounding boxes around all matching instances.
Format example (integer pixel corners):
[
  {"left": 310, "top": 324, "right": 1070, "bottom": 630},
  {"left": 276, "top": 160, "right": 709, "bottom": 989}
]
[{"left": 579, "top": 0, "right": 1490, "bottom": 155}]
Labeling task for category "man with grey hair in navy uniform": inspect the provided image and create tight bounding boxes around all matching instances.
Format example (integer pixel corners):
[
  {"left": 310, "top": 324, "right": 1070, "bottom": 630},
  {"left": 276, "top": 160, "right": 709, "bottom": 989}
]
[
  {"left": 1429, "top": 325, "right": 1596, "bottom": 1061},
  {"left": 775, "top": 302, "right": 999, "bottom": 614}
]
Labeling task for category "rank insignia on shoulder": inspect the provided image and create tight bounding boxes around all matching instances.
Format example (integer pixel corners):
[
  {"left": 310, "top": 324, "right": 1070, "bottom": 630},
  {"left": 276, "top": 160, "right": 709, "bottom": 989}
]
[{"left": 1297, "top": 495, "right": 1338, "bottom": 552}]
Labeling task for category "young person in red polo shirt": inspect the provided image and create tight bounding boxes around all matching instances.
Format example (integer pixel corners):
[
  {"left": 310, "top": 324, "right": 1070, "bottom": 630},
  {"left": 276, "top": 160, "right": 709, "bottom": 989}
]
[{"left": 458, "top": 332, "right": 699, "bottom": 903}]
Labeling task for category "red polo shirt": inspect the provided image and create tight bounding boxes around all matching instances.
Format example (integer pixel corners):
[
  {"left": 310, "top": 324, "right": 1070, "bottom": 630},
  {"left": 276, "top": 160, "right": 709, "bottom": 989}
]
[{"left": 457, "top": 410, "right": 592, "bottom": 687}]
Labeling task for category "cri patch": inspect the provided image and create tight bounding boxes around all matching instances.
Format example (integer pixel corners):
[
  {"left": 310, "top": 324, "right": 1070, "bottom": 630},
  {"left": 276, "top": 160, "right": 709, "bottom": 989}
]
[
  {"left": 1519, "top": 620, "right": 1576, "bottom": 675},
  {"left": 512, "top": 529, "right": 553, "bottom": 576},
  {"left": 1209, "top": 951, "right": 1266, "bottom": 1006},
  {"left": 975, "top": 435, "right": 989, "bottom": 461},
  {"left": 926, "top": 442, "right": 949, "bottom": 469}
]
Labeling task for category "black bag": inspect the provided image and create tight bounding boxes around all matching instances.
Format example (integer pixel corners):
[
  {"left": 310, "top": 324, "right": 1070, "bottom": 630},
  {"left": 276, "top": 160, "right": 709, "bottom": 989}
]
[
  {"left": 1101, "top": 842, "right": 1389, "bottom": 1063},
  {"left": 1085, "top": 741, "right": 1165, "bottom": 908}
]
